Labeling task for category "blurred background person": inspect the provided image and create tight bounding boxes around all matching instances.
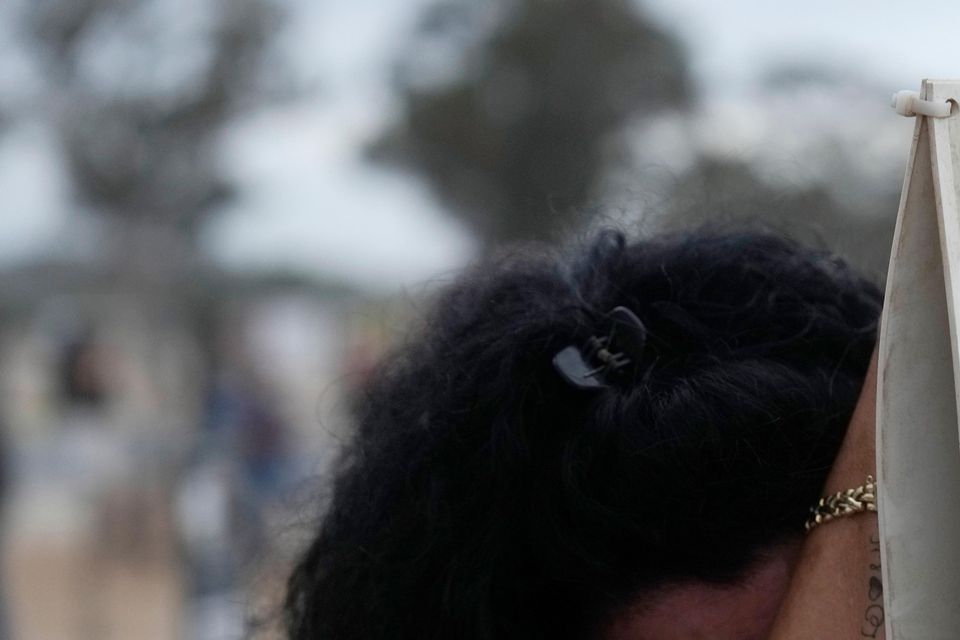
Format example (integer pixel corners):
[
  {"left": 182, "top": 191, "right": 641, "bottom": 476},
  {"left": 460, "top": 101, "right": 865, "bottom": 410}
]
[{"left": 0, "top": 0, "right": 951, "bottom": 637}]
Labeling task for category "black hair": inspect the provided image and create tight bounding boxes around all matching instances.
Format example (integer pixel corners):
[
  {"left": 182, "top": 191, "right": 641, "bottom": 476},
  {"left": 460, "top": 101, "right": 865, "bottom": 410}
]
[{"left": 285, "top": 228, "right": 882, "bottom": 640}]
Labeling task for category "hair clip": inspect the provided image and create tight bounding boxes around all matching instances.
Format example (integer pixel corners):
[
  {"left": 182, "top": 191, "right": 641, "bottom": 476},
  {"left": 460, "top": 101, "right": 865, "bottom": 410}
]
[{"left": 552, "top": 306, "right": 647, "bottom": 390}]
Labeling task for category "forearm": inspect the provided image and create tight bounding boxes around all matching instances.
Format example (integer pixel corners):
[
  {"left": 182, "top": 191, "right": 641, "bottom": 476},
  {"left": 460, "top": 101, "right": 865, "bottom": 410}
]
[
  {"left": 768, "top": 350, "right": 884, "bottom": 639},
  {"left": 768, "top": 512, "right": 883, "bottom": 638}
]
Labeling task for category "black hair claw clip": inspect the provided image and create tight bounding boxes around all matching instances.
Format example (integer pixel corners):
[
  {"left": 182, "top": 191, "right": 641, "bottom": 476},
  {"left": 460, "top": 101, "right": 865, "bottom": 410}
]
[{"left": 552, "top": 306, "right": 647, "bottom": 390}]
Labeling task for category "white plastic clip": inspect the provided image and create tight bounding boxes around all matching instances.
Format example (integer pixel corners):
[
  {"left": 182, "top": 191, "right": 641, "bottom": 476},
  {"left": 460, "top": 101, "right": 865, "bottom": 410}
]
[{"left": 891, "top": 90, "right": 953, "bottom": 118}]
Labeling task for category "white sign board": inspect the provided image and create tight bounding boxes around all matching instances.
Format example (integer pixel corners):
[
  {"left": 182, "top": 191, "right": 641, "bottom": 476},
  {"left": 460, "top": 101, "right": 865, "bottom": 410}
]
[{"left": 878, "top": 79, "right": 960, "bottom": 638}]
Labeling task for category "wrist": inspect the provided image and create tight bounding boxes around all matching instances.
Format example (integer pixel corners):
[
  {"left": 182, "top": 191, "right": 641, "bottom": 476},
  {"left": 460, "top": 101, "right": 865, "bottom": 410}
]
[
  {"left": 822, "top": 349, "right": 878, "bottom": 494},
  {"left": 805, "top": 475, "right": 876, "bottom": 533}
]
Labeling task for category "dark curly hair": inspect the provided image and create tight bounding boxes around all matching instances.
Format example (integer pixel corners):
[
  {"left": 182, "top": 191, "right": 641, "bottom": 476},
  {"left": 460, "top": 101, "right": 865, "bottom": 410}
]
[{"left": 285, "top": 228, "right": 882, "bottom": 639}]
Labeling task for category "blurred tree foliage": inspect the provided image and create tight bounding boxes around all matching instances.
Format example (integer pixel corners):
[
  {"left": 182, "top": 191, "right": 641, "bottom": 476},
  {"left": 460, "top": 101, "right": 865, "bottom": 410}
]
[
  {"left": 374, "top": 0, "right": 691, "bottom": 246},
  {"left": 21, "top": 0, "right": 281, "bottom": 252},
  {"left": 659, "top": 158, "right": 898, "bottom": 280},
  {"left": 10, "top": 0, "right": 289, "bottom": 389}
]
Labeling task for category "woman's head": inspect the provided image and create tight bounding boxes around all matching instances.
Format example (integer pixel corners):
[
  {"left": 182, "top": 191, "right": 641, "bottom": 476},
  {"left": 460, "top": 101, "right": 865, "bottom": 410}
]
[{"left": 286, "top": 228, "right": 882, "bottom": 639}]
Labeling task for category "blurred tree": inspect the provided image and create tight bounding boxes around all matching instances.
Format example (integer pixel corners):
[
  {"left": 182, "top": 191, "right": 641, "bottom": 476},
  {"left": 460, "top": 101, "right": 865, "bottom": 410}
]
[
  {"left": 373, "top": 0, "right": 691, "bottom": 246},
  {"left": 21, "top": 0, "right": 281, "bottom": 277},
  {"left": 660, "top": 157, "right": 898, "bottom": 280}
]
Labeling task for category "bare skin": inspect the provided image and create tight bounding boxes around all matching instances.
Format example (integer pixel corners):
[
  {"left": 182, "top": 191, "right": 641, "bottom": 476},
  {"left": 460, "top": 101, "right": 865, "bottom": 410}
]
[
  {"left": 767, "top": 348, "right": 883, "bottom": 639},
  {"left": 605, "top": 542, "right": 802, "bottom": 640},
  {"left": 606, "top": 350, "right": 882, "bottom": 639}
]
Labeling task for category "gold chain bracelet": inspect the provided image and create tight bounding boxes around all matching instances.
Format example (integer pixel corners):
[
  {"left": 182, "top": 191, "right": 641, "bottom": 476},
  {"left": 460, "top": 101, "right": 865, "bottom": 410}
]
[{"left": 804, "top": 475, "right": 877, "bottom": 533}]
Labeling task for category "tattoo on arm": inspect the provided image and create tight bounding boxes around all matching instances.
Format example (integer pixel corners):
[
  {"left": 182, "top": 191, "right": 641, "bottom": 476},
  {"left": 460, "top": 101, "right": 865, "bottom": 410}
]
[{"left": 860, "top": 534, "right": 884, "bottom": 638}]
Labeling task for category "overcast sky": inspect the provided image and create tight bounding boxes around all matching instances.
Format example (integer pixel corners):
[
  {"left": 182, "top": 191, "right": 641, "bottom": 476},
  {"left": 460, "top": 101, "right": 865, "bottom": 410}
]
[{"left": 0, "top": 0, "right": 956, "bottom": 292}]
